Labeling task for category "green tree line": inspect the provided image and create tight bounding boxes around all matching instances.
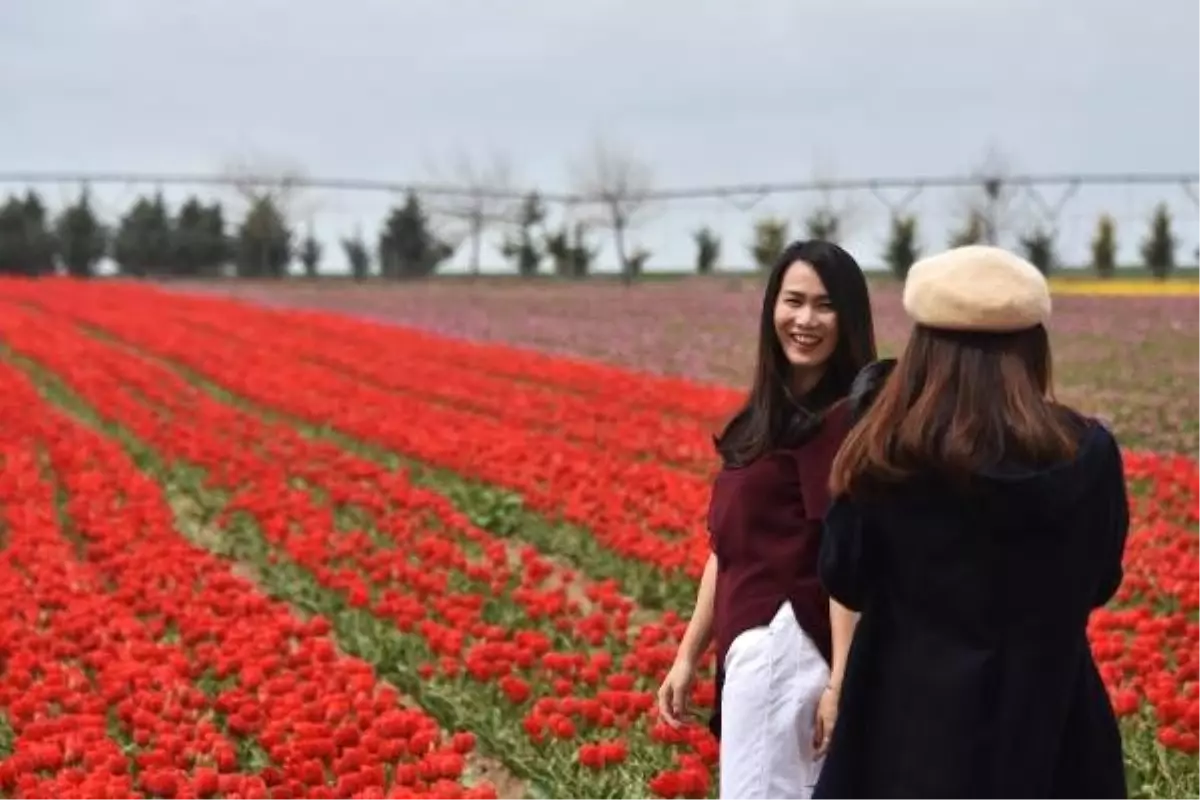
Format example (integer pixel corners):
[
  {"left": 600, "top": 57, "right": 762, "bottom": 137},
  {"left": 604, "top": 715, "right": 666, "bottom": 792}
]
[
  {"left": 0, "top": 187, "right": 1187, "bottom": 281},
  {"left": 0, "top": 187, "right": 463, "bottom": 280},
  {"left": 744, "top": 202, "right": 1184, "bottom": 280}
]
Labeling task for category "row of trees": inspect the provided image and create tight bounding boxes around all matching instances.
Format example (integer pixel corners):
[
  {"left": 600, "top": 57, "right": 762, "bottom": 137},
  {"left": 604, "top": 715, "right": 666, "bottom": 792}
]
[
  {"left": 0, "top": 185, "right": 632, "bottom": 280},
  {"left": 0, "top": 188, "right": 462, "bottom": 280},
  {"left": 0, "top": 188, "right": 1187, "bottom": 281},
  {"left": 735, "top": 201, "right": 1183, "bottom": 279}
]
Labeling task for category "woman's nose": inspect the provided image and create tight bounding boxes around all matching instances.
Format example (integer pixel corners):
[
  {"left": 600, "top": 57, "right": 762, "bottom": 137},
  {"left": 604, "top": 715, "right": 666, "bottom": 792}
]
[{"left": 793, "top": 304, "right": 816, "bottom": 326}]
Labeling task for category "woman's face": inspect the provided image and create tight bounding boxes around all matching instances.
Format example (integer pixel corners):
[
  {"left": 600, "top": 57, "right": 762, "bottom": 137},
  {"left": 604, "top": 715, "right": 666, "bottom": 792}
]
[{"left": 773, "top": 260, "right": 839, "bottom": 385}]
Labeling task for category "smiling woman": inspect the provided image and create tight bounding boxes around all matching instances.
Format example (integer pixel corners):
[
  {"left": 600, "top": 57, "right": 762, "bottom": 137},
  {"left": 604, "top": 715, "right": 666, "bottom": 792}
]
[
  {"left": 657, "top": 240, "right": 881, "bottom": 799},
  {"left": 716, "top": 241, "right": 878, "bottom": 470}
]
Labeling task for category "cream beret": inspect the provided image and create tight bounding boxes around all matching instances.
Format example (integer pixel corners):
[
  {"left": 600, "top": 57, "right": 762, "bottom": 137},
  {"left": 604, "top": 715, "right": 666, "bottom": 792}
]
[{"left": 902, "top": 245, "right": 1051, "bottom": 332}]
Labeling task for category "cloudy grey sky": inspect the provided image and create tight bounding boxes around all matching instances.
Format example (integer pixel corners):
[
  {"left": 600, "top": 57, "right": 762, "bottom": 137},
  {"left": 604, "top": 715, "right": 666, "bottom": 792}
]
[{"left": 2, "top": 0, "right": 1197, "bottom": 271}]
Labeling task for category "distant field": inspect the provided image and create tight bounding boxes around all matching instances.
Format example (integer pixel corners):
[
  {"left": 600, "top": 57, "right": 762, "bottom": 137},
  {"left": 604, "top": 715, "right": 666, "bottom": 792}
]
[{"left": 189, "top": 277, "right": 1199, "bottom": 455}]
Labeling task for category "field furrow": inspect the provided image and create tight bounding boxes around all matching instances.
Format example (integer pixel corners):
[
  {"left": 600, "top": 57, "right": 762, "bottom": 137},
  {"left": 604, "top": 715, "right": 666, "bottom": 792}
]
[
  {"left": 0, "top": 359, "right": 503, "bottom": 800},
  {"left": 10, "top": 290, "right": 715, "bottom": 580},
  {"left": 0, "top": 304, "right": 721, "bottom": 798}
]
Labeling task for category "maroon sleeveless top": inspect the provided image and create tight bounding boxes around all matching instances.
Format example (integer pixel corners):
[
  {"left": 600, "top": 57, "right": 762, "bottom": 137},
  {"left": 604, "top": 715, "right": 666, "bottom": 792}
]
[{"left": 708, "top": 400, "right": 852, "bottom": 671}]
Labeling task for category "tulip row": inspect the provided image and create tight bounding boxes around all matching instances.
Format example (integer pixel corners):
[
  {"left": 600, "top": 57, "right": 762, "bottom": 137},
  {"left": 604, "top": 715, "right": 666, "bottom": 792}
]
[
  {"left": 166, "top": 295, "right": 725, "bottom": 475},
  {"left": 2, "top": 278, "right": 1197, "bottom": 798},
  {"left": 0, "top": 302, "right": 720, "bottom": 798},
  {"left": 141, "top": 293, "right": 1200, "bottom": 797},
  {"left": 13, "top": 282, "right": 715, "bottom": 582},
  {"left": 153, "top": 284, "right": 746, "bottom": 422},
  {"left": 0, "top": 358, "right": 496, "bottom": 799}
]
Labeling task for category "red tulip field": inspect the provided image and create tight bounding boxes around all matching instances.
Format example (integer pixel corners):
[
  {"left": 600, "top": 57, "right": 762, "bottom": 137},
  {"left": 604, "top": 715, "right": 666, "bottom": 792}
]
[{"left": 0, "top": 277, "right": 1195, "bottom": 799}]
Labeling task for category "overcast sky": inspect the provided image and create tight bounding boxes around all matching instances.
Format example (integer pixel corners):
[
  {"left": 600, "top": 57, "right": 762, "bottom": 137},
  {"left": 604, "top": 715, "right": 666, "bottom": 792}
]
[{"left": 2, "top": 0, "right": 1197, "bottom": 271}]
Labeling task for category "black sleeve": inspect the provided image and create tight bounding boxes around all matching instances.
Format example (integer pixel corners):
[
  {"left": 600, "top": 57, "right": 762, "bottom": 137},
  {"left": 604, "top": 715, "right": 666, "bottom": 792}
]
[
  {"left": 848, "top": 358, "right": 898, "bottom": 424},
  {"left": 818, "top": 494, "right": 871, "bottom": 612},
  {"left": 1092, "top": 428, "right": 1130, "bottom": 608}
]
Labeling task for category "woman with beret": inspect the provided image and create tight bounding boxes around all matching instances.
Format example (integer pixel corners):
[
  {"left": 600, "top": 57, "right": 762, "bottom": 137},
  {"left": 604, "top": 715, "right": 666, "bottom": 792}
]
[
  {"left": 814, "top": 245, "right": 1131, "bottom": 799},
  {"left": 656, "top": 240, "right": 879, "bottom": 799}
]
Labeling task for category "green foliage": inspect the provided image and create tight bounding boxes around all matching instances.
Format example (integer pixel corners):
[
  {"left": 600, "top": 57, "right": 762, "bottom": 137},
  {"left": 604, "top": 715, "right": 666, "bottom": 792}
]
[
  {"left": 627, "top": 247, "right": 652, "bottom": 279},
  {"left": 1091, "top": 214, "right": 1118, "bottom": 278},
  {"left": 112, "top": 193, "right": 173, "bottom": 277},
  {"left": 948, "top": 210, "right": 986, "bottom": 247},
  {"left": 174, "top": 197, "right": 230, "bottom": 277},
  {"left": 803, "top": 207, "right": 840, "bottom": 242},
  {"left": 235, "top": 196, "right": 292, "bottom": 278},
  {"left": 0, "top": 191, "right": 57, "bottom": 276},
  {"left": 1140, "top": 204, "right": 1176, "bottom": 279},
  {"left": 341, "top": 234, "right": 371, "bottom": 281},
  {"left": 298, "top": 231, "right": 322, "bottom": 278},
  {"left": 545, "top": 222, "right": 596, "bottom": 278},
  {"left": 378, "top": 191, "right": 455, "bottom": 279},
  {"left": 54, "top": 188, "right": 108, "bottom": 278},
  {"left": 1019, "top": 226, "right": 1057, "bottom": 275},
  {"left": 882, "top": 214, "right": 921, "bottom": 279},
  {"left": 499, "top": 192, "right": 546, "bottom": 277},
  {"left": 693, "top": 226, "right": 720, "bottom": 274},
  {"left": 750, "top": 217, "right": 789, "bottom": 270}
]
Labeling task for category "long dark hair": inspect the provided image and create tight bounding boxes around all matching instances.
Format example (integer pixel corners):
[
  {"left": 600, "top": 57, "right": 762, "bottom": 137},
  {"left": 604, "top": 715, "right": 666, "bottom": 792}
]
[
  {"left": 829, "top": 324, "right": 1082, "bottom": 497},
  {"left": 715, "top": 240, "right": 876, "bottom": 468}
]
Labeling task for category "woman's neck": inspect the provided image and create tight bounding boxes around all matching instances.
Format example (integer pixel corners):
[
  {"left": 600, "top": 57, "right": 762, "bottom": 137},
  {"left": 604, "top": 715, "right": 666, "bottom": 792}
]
[{"left": 790, "top": 366, "right": 826, "bottom": 398}]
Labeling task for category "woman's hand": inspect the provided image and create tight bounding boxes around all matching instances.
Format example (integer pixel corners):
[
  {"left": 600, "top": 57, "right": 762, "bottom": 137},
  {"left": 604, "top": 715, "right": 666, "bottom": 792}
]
[
  {"left": 812, "top": 684, "right": 839, "bottom": 757},
  {"left": 657, "top": 658, "right": 697, "bottom": 728}
]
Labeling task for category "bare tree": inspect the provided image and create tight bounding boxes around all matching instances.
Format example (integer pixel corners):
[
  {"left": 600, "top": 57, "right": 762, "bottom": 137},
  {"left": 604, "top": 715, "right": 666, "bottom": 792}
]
[
  {"left": 218, "top": 150, "right": 314, "bottom": 220},
  {"left": 422, "top": 148, "right": 517, "bottom": 277},
  {"left": 570, "top": 135, "right": 655, "bottom": 284},
  {"left": 950, "top": 144, "right": 1019, "bottom": 246},
  {"left": 799, "top": 155, "right": 864, "bottom": 244}
]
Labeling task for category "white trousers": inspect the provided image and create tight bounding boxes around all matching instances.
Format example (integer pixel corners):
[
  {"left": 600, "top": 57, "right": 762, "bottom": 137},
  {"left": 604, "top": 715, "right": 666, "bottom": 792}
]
[{"left": 719, "top": 601, "right": 830, "bottom": 800}]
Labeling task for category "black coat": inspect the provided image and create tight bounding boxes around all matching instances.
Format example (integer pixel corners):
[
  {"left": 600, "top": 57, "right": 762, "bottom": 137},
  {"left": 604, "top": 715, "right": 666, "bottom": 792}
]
[{"left": 813, "top": 415, "right": 1130, "bottom": 799}]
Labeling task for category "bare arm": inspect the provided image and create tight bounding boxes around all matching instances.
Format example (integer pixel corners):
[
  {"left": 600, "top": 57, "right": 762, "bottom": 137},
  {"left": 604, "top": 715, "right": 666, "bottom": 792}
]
[
  {"left": 659, "top": 552, "right": 718, "bottom": 727},
  {"left": 814, "top": 597, "right": 860, "bottom": 755},
  {"left": 674, "top": 552, "right": 718, "bottom": 667}
]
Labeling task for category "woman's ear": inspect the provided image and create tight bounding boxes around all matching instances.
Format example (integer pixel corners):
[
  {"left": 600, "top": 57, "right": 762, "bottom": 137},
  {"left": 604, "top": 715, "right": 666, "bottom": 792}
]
[{"left": 848, "top": 358, "right": 898, "bottom": 424}]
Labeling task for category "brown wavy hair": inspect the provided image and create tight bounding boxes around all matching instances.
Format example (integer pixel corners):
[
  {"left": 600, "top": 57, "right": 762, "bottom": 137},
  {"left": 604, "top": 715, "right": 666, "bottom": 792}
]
[{"left": 829, "top": 324, "right": 1082, "bottom": 497}]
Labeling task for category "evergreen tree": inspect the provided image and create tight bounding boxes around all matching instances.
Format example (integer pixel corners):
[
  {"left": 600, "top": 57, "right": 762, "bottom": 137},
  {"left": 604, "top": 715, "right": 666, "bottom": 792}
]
[
  {"left": 1019, "top": 226, "right": 1056, "bottom": 275},
  {"left": 235, "top": 196, "right": 292, "bottom": 278},
  {"left": 1140, "top": 203, "right": 1176, "bottom": 279},
  {"left": 545, "top": 222, "right": 596, "bottom": 278},
  {"left": 0, "top": 191, "right": 57, "bottom": 276},
  {"left": 299, "top": 231, "right": 322, "bottom": 278},
  {"left": 750, "top": 217, "right": 789, "bottom": 270},
  {"left": 948, "top": 210, "right": 986, "bottom": 247},
  {"left": 1090, "top": 214, "right": 1117, "bottom": 278},
  {"left": 54, "top": 187, "right": 108, "bottom": 278},
  {"left": 174, "top": 197, "right": 230, "bottom": 276},
  {"left": 342, "top": 234, "right": 371, "bottom": 281},
  {"left": 499, "top": 191, "right": 546, "bottom": 277},
  {"left": 882, "top": 214, "right": 921, "bottom": 279},
  {"left": 627, "top": 247, "right": 652, "bottom": 279},
  {"left": 113, "top": 193, "right": 173, "bottom": 277},
  {"left": 803, "top": 208, "right": 840, "bottom": 242},
  {"left": 377, "top": 190, "right": 454, "bottom": 278},
  {"left": 694, "top": 226, "right": 721, "bottom": 274}
]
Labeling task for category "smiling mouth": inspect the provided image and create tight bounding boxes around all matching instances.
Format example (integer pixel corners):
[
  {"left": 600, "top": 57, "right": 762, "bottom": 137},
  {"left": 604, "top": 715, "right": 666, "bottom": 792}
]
[{"left": 789, "top": 332, "right": 822, "bottom": 348}]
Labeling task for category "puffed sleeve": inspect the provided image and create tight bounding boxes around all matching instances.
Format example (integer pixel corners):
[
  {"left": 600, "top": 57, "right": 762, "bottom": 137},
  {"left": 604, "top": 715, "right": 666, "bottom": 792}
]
[
  {"left": 818, "top": 494, "right": 871, "bottom": 612},
  {"left": 1092, "top": 427, "right": 1130, "bottom": 608}
]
